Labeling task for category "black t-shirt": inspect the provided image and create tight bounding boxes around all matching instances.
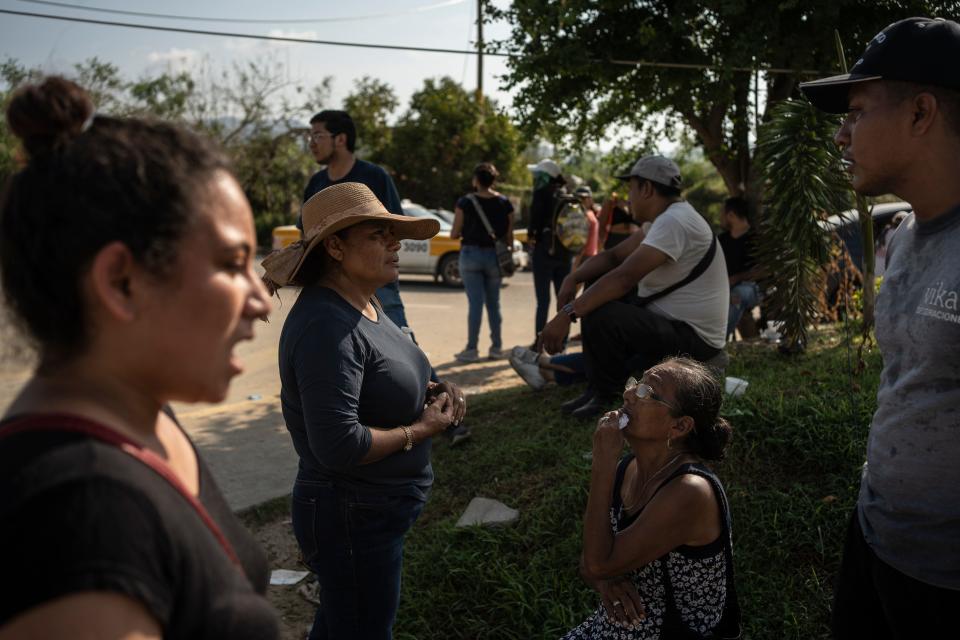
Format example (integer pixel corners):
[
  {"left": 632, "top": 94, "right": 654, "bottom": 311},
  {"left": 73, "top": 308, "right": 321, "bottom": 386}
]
[
  {"left": 0, "top": 417, "right": 278, "bottom": 638},
  {"left": 611, "top": 205, "right": 634, "bottom": 226},
  {"left": 528, "top": 184, "right": 561, "bottom": 244},
  {"left": 455, "top": 193, "right": 513, "bottom": 247},
  {"left": 718, "top": 228, "right": 756, "bottom": 278}
]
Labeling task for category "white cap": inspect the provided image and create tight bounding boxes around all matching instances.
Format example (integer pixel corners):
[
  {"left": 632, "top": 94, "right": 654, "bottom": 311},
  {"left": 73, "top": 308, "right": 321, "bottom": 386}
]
[{"left": 526, "top": 158, "right": 562, "bottom": 178}]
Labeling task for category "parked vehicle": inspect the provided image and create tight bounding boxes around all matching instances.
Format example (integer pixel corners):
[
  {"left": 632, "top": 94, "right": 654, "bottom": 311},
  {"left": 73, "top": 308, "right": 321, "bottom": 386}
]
[
  {"left": 821, "top": 200, "right": 912, "bottom": 272},
  {"left": 271, "top": 201, "right": 527, "bottom": 287},
  {"left": 820, "top": 200, "right": 912, "bottom": 309}
]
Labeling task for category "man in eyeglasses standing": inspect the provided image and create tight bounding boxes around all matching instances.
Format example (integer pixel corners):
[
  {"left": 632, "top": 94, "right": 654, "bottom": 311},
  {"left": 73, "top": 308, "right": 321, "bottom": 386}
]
[
  {"left": 299, "top": 110, "right": 409, "bottom": 329},
  {"left": 800, "top": 17, "right": 960, "bottom": 637}
]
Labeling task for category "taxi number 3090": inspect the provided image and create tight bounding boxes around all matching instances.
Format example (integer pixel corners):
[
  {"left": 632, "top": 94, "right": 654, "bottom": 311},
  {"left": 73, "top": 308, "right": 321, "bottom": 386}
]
[{"left": 401, "top": 240, "right": 429, "bottom": 253}]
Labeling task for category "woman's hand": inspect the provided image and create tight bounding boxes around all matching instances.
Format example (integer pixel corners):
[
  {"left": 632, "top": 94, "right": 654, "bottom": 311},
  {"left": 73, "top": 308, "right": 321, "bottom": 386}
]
[
  {"left": 427, "top": 381, "right": 467, "bottom": 424},
  {"left": 414, "top": 392, "right": 455, "bottom": 439},
  {"left": 597, "top": 577, "right": 645, "bottom": 626},
  {"left": 593, "top": 411, "right": 625, "bottom": 463}
]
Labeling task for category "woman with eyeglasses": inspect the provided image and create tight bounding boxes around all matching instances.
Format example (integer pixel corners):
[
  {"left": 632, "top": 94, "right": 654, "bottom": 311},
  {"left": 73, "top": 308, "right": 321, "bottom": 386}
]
[{"left": 562, "top": 357, "right": 741, "bottom": 640}]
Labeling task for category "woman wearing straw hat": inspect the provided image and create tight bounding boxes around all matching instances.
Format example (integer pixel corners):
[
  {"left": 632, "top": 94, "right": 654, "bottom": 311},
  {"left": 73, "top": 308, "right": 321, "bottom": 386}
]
[{"left": 263, "top": 182, "right": 467, "bottom": 640}]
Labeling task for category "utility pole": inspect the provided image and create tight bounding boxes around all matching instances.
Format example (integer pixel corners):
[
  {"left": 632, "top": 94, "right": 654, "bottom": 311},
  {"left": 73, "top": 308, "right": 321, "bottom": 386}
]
[{"left": 476, "top": 0, "right": 483, "bottom": 104}]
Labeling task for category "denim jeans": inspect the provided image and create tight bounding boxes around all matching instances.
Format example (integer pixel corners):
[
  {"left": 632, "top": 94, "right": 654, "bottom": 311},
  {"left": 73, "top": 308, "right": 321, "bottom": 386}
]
[
  {"left": 458, "top": 245, "right": 502, "bottom": 351},
  {"left": 376, "top": 280, "right": 408, "bottom": 329},
  {"left": 727, "top": 281, "right": 760, "bottom": 339},
  {"left": 291, "top": 479, "right": 425, "bottom": 640},
  {"left": 532, "top": 242, "right": 572, "bottom": 337},
  {"left": 551, "top": 352, "right": 587, "bottom": 386}
]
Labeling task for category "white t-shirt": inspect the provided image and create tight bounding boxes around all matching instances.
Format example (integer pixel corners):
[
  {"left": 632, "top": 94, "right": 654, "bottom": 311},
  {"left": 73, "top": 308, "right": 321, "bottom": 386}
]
[{"left": 637, "top": 201, "right": 729, "bottom": 348}]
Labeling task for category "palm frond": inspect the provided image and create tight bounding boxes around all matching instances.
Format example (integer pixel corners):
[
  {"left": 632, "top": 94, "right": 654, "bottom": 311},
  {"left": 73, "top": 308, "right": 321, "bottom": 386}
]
[{"left": 754, "top": 99, "right": 851, "bottom": 349}]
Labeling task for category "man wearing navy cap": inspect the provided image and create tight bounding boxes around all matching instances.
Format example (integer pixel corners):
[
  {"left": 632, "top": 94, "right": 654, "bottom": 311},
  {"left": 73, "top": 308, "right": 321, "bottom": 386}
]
[{"left": 800, "top": 16, "right": 960, "bottom": 637}]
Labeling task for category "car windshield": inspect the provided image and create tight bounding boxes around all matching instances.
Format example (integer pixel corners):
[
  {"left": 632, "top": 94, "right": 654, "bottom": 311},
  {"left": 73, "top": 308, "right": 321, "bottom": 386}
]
[
  {"left": 403, "top": 205, "right": 452, "bottom": 232},
  {"left": 431, "top": 208, "right": 455, "bottom": 224}
]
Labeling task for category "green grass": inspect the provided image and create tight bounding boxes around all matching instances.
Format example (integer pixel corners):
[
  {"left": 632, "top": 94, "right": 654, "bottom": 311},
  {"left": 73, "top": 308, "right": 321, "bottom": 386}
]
[{"left": 393, "top": 326, "right": 881, "bottom": 639}]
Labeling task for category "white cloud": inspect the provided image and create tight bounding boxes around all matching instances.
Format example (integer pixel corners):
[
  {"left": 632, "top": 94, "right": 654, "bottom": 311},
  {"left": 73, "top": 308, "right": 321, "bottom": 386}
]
[
  {"left": 266, "top": 29, "right": 319, "bottom": 41},
  {"left": 147, "top": 48, "right": 199, "bottom": 64}
]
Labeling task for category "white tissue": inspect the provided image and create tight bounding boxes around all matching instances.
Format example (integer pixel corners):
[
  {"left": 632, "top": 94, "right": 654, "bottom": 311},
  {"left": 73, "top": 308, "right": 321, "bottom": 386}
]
[{"left": 618, "top": 413, "right": 629, "bottom": 430}]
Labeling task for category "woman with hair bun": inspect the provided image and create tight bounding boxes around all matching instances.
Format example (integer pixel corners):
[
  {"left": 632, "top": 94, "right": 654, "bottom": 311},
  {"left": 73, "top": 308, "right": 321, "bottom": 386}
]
[
  {"left": 564, "top": 357, "right": 741, "bottom": 639},
  {"left": 450, "top": 161, "right": 514, "bottom": 362},
  {"left": 0, "top": 77, "right": 278, "bottom": 638}
]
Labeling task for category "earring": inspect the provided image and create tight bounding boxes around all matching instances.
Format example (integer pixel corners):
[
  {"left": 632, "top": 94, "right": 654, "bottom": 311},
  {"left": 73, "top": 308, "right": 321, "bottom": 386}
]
[{"left": 666, "top": 435, "right": 672, "bottom": 450}]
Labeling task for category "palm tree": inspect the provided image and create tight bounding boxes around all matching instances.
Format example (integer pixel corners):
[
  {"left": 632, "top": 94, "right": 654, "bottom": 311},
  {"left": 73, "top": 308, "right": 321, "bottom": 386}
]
[{"left": 752, "top": 99, "right": 852, "bottom": 351}]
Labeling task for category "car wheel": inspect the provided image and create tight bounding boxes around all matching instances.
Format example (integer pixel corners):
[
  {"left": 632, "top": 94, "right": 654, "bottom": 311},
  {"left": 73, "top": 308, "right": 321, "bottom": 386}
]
[{"left": 438, "top": 253, "right": 462, "bottom": 287}]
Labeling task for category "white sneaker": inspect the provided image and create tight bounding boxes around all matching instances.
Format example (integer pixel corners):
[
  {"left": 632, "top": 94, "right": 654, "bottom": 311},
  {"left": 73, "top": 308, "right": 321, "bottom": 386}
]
[
  {"left": 455, "top": 348, "right": 481, "bottom": 363},
  {"left": 508, "top": 346, "right": 546, "bottom": 391},
  {"left": 488, "top": 347, "right": 507, "bottom": 360}
]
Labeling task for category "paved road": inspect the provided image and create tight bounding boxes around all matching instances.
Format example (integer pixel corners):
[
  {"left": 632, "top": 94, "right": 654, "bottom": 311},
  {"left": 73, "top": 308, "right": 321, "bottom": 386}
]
[{"left": 1, "top": 271, "right": 543, "bottom": 510}]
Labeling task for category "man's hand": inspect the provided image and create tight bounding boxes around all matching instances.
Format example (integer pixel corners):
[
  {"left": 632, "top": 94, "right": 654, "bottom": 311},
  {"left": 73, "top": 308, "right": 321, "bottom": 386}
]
[
  {"left": 537, "top": 313, "right": 571, "bottom": 354},
  {"left": 556, "top": 276, "right": 578, "bottom": 311},
  {"left": 597, "top": 577, "right": 645, "bottom": 626}
]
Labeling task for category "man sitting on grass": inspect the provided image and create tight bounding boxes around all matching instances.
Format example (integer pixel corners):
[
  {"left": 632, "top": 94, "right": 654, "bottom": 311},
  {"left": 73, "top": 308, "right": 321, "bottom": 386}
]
[{"left": 539, "top": 156, "right": 728, "bottom": 419}]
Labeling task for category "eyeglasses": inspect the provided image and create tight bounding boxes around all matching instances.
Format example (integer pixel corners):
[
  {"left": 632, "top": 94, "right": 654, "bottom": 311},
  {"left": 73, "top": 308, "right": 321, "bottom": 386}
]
[
  {"left": 306, "top": 131, "right": 337, "bottom": 143},
  {"left": 625, "top": 376, "right": 680, "bottom": 413}
]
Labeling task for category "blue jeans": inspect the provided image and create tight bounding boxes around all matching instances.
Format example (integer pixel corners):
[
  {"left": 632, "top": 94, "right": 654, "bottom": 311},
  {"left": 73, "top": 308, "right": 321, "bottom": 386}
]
[
  {"left": 291, "top": 479, "right": 425, "bottom": 640},
  {"left": 458, "top": 245, "right": 502, "bottom": 351},
  {"left": 551, "top": 352, "right": 587, "bottom": 386},
  {"left": 727, "top": 281, "right": 760, "bottom": 339},
  {"left": 532, "top": 242, "right": 572, "bottom": 337}
]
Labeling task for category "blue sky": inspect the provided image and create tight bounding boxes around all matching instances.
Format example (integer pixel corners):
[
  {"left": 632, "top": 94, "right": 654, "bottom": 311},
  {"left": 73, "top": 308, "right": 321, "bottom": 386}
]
[{"left": 0, "top": 0, "right": 517, "bottom": 118}]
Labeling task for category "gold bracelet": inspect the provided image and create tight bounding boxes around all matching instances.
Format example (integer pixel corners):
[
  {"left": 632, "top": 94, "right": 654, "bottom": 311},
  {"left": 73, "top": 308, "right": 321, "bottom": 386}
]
[{"left": 400, "top": 425, "right": 414, "bottom": 452}]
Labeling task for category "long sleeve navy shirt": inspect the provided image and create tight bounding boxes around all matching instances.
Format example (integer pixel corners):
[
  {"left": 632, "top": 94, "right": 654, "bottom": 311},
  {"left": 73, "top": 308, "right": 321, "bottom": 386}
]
[{"left": 279, "top": 286, "right": 433, "bottom": 500}]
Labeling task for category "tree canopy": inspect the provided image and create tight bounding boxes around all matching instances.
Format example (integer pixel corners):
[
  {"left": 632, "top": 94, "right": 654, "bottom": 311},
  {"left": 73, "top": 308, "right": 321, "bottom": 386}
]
[
  {"left": 378, "top": 77, "right": 523, "bottom": 210},
  {"left": 492, "top": 0, "right": 955, "bottom": 199}
]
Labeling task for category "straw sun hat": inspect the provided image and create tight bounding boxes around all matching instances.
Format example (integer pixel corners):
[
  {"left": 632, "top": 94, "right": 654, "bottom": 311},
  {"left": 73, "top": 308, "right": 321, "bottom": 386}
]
[{"left": 261, "top": 182, "right": 440, "bottom": 289}]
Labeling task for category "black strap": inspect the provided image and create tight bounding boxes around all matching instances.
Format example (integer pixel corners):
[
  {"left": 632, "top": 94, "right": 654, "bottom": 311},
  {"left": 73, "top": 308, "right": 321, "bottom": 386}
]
[
  {"left": 657, "top": 463, "right": 742, "bottom": 639},
  {"left": 465, "top": 193, "right": 498, "bottom": 243},
  {"left": 611, "top": 453, "right": 635, "bottom": 513},
  {"left": 636, "top": 234, "right": 718, "bottom": 306}
]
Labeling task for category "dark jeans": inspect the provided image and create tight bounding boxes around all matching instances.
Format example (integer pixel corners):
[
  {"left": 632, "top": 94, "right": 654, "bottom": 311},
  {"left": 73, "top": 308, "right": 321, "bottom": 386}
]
[
  {"left": 832, "top": 509, "right": 956, "bottom": 639},
  {"left": 581, "top": 296, "right": 720, "bottom": 396},
  {"left": 532, "top": 243, "right": 572, "bottom": 337},
  {"left": 291, "top": 479, "right": 425, "bottom": 640},
  {"left": 551, "top": 352, "right": 587, "bottom": 386}
]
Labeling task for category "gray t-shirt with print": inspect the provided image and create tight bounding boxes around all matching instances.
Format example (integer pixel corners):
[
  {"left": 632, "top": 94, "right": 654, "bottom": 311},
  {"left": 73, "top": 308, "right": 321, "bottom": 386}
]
[{"left": 859, "top": 204, "right": 960, "bottom": 589}]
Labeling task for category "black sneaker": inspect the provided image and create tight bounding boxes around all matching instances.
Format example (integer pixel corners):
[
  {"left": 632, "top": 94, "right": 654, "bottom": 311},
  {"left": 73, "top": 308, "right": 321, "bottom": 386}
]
[
  {"left": 561, "top": 388, "right": 595, "bottom": 414},
  {"left": 571, "top": 395, "right": 617, "bottom": 420}
]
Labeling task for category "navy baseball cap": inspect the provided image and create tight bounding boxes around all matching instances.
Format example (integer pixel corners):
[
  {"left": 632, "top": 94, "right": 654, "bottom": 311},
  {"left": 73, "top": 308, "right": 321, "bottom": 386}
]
[{"left": 800, "top": 17, "right": 960, "bottom": 113}]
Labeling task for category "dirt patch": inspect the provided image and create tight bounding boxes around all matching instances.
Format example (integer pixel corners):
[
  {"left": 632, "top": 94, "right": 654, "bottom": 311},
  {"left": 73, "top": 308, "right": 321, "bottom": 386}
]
[{"left": 242, "top": 512, "right": 315, "bottom": 640}]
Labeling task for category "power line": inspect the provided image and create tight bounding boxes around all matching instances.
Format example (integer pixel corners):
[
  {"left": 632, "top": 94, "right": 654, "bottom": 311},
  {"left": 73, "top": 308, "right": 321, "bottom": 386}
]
[
  {"left": 14, "top": 0, "right": 468, "bottom": 24},
  {"left": 0, "top": 8, "right": 825, "bottom": 76},
  {"left": 0, "top": 8, "right": 496, "bottom": 56}
]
